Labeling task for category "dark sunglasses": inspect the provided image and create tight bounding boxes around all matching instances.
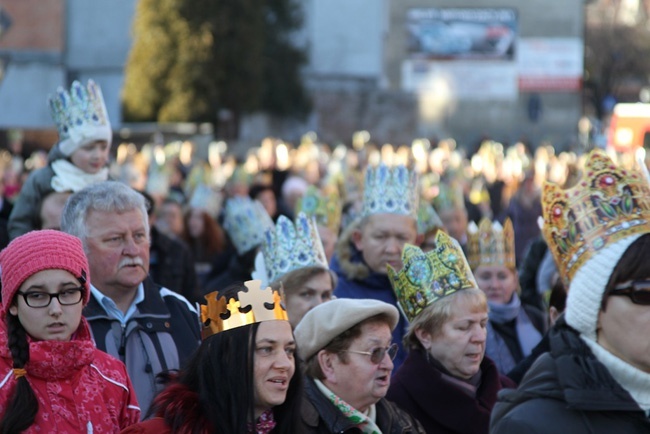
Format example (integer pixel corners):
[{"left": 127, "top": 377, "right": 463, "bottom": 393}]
[
  {"left": 343, "top": 343, "right": 399, "bottom": 364},
  {"left": 610, "top": 280, "right": 650, "bottom": 305}
]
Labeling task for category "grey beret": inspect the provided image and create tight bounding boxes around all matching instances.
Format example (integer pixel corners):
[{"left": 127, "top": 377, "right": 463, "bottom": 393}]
[{"left": 294, "top": 298, "right": 399, "bottom": 361}]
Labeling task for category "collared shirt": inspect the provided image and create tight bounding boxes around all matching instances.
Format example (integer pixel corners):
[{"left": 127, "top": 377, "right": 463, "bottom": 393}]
[{"left": 90, "top": 284, "right": 145, "bottom": 325}]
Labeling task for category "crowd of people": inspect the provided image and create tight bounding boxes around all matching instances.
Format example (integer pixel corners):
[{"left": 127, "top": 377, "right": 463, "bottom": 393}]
[{"left": 0, "top": 79, "right": 649, "bottom": 433}]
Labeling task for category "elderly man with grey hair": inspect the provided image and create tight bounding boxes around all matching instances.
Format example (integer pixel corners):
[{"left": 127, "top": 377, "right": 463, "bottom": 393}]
[
  {"left": 61, "top": 181, "right": 201, "bottom": 418},
  {"left": 294, "top": 298, "right": 425, "bottom": 433}
]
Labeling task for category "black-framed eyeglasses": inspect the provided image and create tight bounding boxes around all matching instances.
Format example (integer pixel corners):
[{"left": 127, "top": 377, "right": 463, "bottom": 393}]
[
  {"left": 16, "top": 287, "right": 84, "bottom": 308},
  {"left": 610, "top": 280, "right": 650, "bottom": 305},
  {"left": 343, "top": 343, "right": 398, "bottom": 364}
]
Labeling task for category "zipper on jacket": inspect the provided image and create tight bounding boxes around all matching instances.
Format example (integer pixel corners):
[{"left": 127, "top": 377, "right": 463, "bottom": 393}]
[{"left": 118, "top": 324, "right": 126, "bottom": 359}]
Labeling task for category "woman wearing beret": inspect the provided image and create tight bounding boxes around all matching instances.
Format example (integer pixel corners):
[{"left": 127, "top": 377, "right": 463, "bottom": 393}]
[
  {"left": 294, "top": 297, "right": 426, "bottom": 433},
  {"left": 491, "top": 150, "right": 650, "bottom": 432},
  {"left": 0, "top": 230, "right": 140, "bottom": 433},
  {"left": 386, "top": 234, "right": 514, "bottom": 434}
]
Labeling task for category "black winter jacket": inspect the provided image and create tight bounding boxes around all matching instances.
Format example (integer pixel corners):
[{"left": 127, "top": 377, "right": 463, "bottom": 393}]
[
  {"left": 148, "top": 226, "right": 200, "bottom": 304},
  {"left": 300, "top": 376, "right": 426, "bottom": 434},
  {"left": 490, "top": 318, "right": 650, "bottom": 433}
]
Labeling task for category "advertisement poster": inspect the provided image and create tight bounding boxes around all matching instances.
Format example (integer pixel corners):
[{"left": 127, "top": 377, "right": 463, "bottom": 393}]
[
  {"left": 407, "top": 8, "right": 518, "bottom": 60},
  {"left": 517, "top": 38, "right": 583, "bottom": 92}
]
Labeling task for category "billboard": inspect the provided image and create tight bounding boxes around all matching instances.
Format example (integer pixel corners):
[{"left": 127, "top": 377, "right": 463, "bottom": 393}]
[
  {"left": 407, "top": 8, "right": 517, "bottom": 60},
  {"left": 517, "top": 38, "right": 583, "bottom": 92}
]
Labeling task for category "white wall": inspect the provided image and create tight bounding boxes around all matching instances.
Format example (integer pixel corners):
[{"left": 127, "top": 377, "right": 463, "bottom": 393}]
[
  {"left": 0, "top": 62, "right": 65, "bottom": 128},
  {"left": 66, "top": 0, "right": 137, "bottom": 69},
  {"left": 307, "top": 0, "right": 387, "bottom": 77}
]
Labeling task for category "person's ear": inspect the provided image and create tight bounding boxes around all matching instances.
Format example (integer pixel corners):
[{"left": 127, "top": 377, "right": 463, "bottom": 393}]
[
  {"left": 415, "top": 328, "right": 432, "bottom": 350},
  {"left": 8, "top": 305, "right": 18, "bottom": 317},
  {"left": 351, "top": 228, "right": 364, "bottom": 251},
  {"left": 317, "top": 350, "right": 338, "bottom": 383},
  {"left": 549, "top": 306, "right": 560, "bottom": 326}
]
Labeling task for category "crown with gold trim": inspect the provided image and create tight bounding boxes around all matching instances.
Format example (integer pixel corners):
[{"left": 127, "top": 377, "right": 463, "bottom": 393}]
[
  {"left": 261, "top": 212, "right": 329, "bottom": 284},
  {"left": 417, "top": 202, "right": 444, "bottom": 235},
  {"left": 467, "top": 218, "right": 516, "bottom": 270},
  {"left": 363, "top": 164, "right": 419, "bottom": 219},
  {"left": 201, "top": 280, "right": 288, "bottom": 339},
  {"left": 48, "top": 80, "right": 112, "bottom": 156},
  {"left": 387, "top": 232, "right": 478, "bottom": 321},
  {"left": 296, "top": 186, "right": 342, "bottom": 235},
  {"left": 223, "top": 197, "right": 274, "bottom": 255},
  {"left": 542, "top": 149, "right": 650, "bottom": 284}
]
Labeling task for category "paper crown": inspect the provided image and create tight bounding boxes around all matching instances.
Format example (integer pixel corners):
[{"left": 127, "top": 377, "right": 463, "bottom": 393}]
[
  {"left": 296, "top": 185, "right": 342, "bottom": 235},
  {"left": 362, "top": 164, "right": 419, "bottom": 219},
  {"left": 417, "top": 202, "right": 444, "bottom": 235},
  {"left": 467, "top": 218, "right": 516, "bottom": 270},
  {"left": 387, "top": 232, "right": 478, "bottom": 321},
  {"left": 201, "top": 280, "right": 288, "bottom": 339},
  {"left": 223, "top": 197, "right": 274, "bottom": 255},
  {"left": 48, "top": 80, "right": 112, "bottom": 156},
  {"left": 260, "top": 213, "right": 329, "bottom": 284},
  {"left": 542, "top": 149, "right": 650, "bottom": 284}
]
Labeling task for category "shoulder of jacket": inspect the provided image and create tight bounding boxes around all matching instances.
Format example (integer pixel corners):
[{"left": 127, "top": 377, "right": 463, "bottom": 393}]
[{"left": 159, "top": 286, "right": 198, "bottom": 316}]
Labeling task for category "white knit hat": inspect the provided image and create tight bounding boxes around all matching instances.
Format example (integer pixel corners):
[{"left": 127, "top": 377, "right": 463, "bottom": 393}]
[{"left": 566, "top": 233, "right": 642, "bottom": 340}]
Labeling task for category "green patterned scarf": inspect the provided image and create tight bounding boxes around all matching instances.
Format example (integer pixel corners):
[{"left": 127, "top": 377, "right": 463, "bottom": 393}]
[{"left": 314, "top": 379, "right": 382, "bottom": 434}]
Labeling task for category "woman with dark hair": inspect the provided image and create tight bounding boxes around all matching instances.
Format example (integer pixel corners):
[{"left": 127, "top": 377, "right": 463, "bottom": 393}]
[
  {"left": 0, "top": 230, "right": 140, "bottom": 433},
  {"left": 491, "top": 150, "right": 650, "bottom": 433},
  {"left": 182, "top": 207, "right": 228, "bottom": 292},
  {"left": 122, "top": 280, "right": 302, "bottom": 434}
]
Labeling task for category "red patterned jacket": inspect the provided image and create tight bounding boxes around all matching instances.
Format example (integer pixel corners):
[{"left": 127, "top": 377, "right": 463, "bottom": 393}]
[{"left": 0, "top": 316, "right": 141, "bottom": 433}]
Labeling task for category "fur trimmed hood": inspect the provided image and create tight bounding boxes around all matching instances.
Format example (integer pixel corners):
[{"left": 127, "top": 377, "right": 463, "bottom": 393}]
[{"left": 333, "top": 218, "right": 370, "bottom": 281}]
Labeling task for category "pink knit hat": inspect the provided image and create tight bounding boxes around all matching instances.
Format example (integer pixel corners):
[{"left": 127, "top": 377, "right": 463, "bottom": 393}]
[{"left": 0, "top": 230, "right": 91, "bottom": 314}]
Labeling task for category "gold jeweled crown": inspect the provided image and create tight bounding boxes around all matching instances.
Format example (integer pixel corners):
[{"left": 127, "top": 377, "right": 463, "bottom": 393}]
[
  {"left": 387, "top": 232, "right": 478, "bottom": 322},
  {"left": 542, "top": 149, "right": 650, "bottom": 284},
  {"left": 466, "top": 218, "right": 516, "bottom": 270},
  {"left": 200, "top": 280, "right": 288, "bottom": 340}
]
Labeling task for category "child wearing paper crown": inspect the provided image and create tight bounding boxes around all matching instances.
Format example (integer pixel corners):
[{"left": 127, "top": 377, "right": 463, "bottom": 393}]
[
  {"left": 0, "top": 230, "right": 140, "bottom": 433},
  {"left": 8, "top": 80, "right": 111, "bottom": 240}
]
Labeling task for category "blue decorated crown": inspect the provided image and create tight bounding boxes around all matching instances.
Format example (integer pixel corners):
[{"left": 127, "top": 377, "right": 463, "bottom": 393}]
[
  {"left": 48, "top": 80, "right": 112, "bottom": 156},
  {"left": 260, "top": 213, "right": 329, "bottom": 284},
  {"left": 223, "top": 197, "right": 274, "bottom": 255},
  {"left": 362, "top": 164, "right": 419, "bottom": 219}
]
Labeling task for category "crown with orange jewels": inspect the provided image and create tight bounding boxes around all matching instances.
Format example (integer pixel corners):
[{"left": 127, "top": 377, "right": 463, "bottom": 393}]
[
  {"left": 200, "top": 280, "right": 288, "bottom": 339},
  {"left": 542, "top": 149, "right": 650, "bottom": 284},
  {"left": 466, "top": 218, "right": 516, "bottom": 270}
]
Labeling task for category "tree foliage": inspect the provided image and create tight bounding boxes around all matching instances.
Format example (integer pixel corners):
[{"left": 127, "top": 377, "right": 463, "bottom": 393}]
[
  {"left": 122, "top": 0, "right": 311, "bottom": 128},
  {"left": 584, "top": 17, "right": 650, "bottom": 119}
]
